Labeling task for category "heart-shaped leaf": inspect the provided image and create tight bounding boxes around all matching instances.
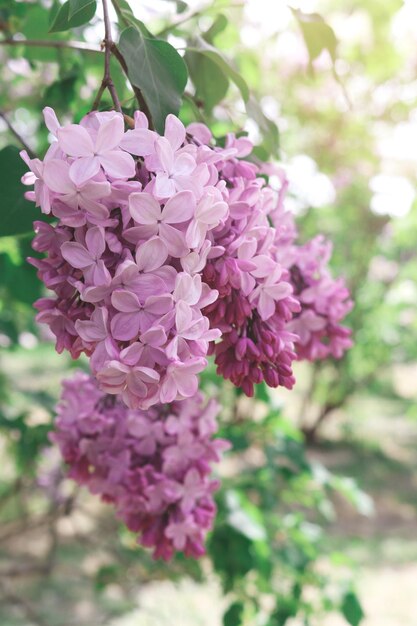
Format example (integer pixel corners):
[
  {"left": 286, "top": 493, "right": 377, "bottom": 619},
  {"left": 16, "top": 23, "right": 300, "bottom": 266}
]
[{"left": 119, "top": 27, "right": 188, "bottom": 133}]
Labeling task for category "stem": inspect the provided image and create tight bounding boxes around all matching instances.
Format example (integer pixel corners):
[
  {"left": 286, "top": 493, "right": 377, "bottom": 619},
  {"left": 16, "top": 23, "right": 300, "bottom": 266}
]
[
  {"left": 0, "top": 111, "right": 36, "bottom": 157},
  {"left": 93, "top": 0, "right": 122, "bottom": 112},
  {"left": 0, "top": 38, "right": 101, "bottom": 53}
]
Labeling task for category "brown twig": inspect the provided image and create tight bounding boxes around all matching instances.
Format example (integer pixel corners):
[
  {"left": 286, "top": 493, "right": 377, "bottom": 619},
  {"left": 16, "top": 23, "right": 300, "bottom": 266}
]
[
  {"left": 92, "top": 0, "right": 121, "bottom": 112},
  {"left": 0, "top": 37, "right": 102, "bottom": 53},
  {"left": 0, "top": 111, "right": 36, "bottom": 157}
]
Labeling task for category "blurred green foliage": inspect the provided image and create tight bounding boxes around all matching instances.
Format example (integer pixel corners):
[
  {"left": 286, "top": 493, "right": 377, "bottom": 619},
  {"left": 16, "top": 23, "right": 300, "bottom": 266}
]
[{"left": 1, "top": 0, "right": 417, "bottom": 624}]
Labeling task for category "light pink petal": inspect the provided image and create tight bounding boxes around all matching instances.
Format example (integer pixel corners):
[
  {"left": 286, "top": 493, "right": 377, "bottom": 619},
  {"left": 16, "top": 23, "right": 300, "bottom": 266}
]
[
  {"left": 97, "top": 362, "right": 129, "bottom": 390},
  {"left": 140, "top": 326, "right": 167, "bottom": 347},
  {"left": 86, "top": 226, "right": 105, "bottom": 259},
  {"left": 159, "top": 223, "right": 188, "bottom": 258},
  {"left": 99, "top": 150, "right": 136, "bottom": 179},
  {"left": 43, "top": 160, "right": 74, "bottom": 194},
  {"left": 136, "top": 237, "right": 168, "bottom": 272},
  {"left": 95, "top": 115, "right": 124, "bottom": 152},
  {"left": 57, "top": 124, "right": 94, "bottom": 157},
  {"left": 165, "top": 114, "right": 186, "bottom": 151},
  {"left": 111, "top": 289, "right": 141, "bottom": 313},
  {"left": 175, "top": 301, "right": 193, "bottom": 333},
  {"left": 175, "top": 371, "right": 198, "bottom": 398},
  {"left": 129, "top": 192, "right": 160, "bottom": 224},
  {"left": 159, "top": 377, "right": 177, "bottom": 403},
  {"left": 145, "top": 295, "right": 173, "bottom": 315},
  {"left": 196, "top": 198, "right": 227, "bottom": 224},
  {"left": 154, "top": 174, "right": 176, "bottom": 198},
  {"left": 250, "top": 255, "right": 277, "bottom": 278},
  {"left": 43, "top": 107, "right": 60, "bottom": 135},
  {"left": 265, "top": 282, "right": 293, "bottom": 300},
  {"left": 81, "top": 180, "right": 111, "bottom": 200},
  {"left": 161, "top": 190, "right": 196, "bottom": 224},
  {"left": 61, "top": 242, "right": 93, "bottom": 268},
  {"left": 185, "top": 220, "right": 205, "bottom": 249},
  {"left": 135, "top": 366, "right": 160, "bottom": 384},
  {"left": 155, "top": 137, "right": 174, "bottom": 172},
  {"left": 79, "top": 197, "right": 109, "bottom": 219},
  {"left": 173, "top": 153, "right": 195, "bottom": 176},
  {"left": 238, "top": 237, "right": 257, "bottom": 261},
  {"left": 174, "top": 273, "right": 201, "bottom": 305},
  {"left": 123, "top": 224, "right": 158, "bottom": 243},
  {"left": 69, "top": 156, "right": 100, "bottom": 185},
  {"left": 111, "top": 312, "right": 141, "bottom": 341},
  {"left": 121, "top": 342, "right": 143, "bottom": 365},
  {"left": 258, "top": 291, "right": 275, "bottom": 320},
  {"left": 120, "top": 128, "right": 157, "bottom": 156}
]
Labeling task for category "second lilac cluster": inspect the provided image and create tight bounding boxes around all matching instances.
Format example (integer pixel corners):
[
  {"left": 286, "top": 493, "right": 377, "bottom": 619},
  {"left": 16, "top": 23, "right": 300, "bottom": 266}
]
[{"left": 51, "top": 371, "right": 229, "bottom": 560}]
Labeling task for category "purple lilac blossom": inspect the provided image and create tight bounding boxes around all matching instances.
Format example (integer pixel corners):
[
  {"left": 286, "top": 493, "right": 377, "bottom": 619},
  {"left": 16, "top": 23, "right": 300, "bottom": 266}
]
[
  {"left": 51, "top": 371, "right": 229, "bottom": 560},
  {"left": 24, "top": 108, "right": 352, "bottom": 403}
]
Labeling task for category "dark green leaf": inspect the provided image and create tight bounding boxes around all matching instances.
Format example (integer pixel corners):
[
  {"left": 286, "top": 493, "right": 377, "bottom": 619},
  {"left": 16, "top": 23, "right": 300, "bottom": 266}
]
[
  {"left": 49, "top": 0, "right": 96, "bottom": 33},
  {"left": 119, "top": 27, "right": 188, "bottom": 133},
  {"left": 223, "top": 601, "right": 244, "bottom": 626},
  {"left": 341, "top": 591, "right": 365, "bottom": 626},
  {"left": 0, "top": 146, "right": 44, "bottom": 238},
  {"left": 185, "top": 50, "right": 229, "bottom": 113},
  {"left": 186, "top": 38, "right": 249, "bottom": 102},
  {"left": 69, "top": 0, "right": 96, "bottom": 19}
]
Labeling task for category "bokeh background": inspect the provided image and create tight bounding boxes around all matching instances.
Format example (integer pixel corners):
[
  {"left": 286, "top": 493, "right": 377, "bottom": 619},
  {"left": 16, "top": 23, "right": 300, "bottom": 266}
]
[{"left": 1, "top": 0, "right": 417, "bottom": 624}]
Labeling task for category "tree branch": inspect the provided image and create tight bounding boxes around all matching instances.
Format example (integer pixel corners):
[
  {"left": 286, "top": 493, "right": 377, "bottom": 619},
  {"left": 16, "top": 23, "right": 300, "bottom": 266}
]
[
  {"left": 92, "top": 0, "right": 122, "bottom": 112},
  {"left": 0, "top": 111, "right": 36, "bottom": 157},
  {"left": 0, "top": 37, "right": 101, "bottom": 53}
]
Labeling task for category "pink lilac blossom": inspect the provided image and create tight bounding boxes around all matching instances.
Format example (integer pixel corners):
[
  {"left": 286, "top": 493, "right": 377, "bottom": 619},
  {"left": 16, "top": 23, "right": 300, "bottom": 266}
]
[
  {"left": 24, "top": 107, "right": 352, "bottom": 403},
  {"left": 24, "top": 108, "right": 226, "bottom": 409},
  {"left": 184, "top": 125, "right": 352, "bottom": 392},
  {"left": 284, "top": 236, "right": 353, "bottom": 360},
  {"left": 51, "top": 371, "right": 229, "bottom": 559}
]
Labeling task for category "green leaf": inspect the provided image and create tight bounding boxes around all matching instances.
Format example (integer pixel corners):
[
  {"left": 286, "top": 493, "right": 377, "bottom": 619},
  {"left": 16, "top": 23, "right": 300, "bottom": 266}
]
[
  {"left": 292, "top": 8, "right": 338, "bottom": 63},
  {"left": 185, "top": 50, "right": 229, "bottom": 113},
  {"left": 246, "top": 97, "right": 280, "bottom": 158},
  {"left": 341, "top": 591, "right": 365, "bottom": 626},
  {"left": 223, "top": 601, "right": 244, "bottom": 626},
  {"left": 119, "top": 27, "right": 188, "bottom": 133},
  {"left": 204, "top": 14, "right": 228, "bottom": 43},
  {"left": 49, "top": 0, "right": 96, "bottom": 32},
  {"left": 68, "top": 0, "right": 96, "bottom": 19},
  {"left": 0, "top": 146, "right": 43, "bottom": 238},
  {"left": 186, "top": 38, "right": 249, "bottom": 103}
]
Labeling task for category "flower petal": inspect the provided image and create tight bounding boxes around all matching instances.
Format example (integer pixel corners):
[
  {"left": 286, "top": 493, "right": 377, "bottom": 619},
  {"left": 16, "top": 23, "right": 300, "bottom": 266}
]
[
  {"left": 95, "top": 115, "right": 124, "bottom": 152},
  {"left": 161, "top": 190, "right": 196, "bottom": 224},
  {"left": 129, "top": 192, "right": 160, "bottom": 225},
  {"left": 120, "top": 128, "right": 157, "bottom": 156},
  {"left": 165, "top": 114, "right": 186, "bottom": 151},
  {"left": 69, "top": 156, "right": 100, "bottom": 186},
  {"left": 61, "top": 242, "right": 93, "bottom": 268},
  {"left": 43, "top": 160, "right": 74, "bottom": 194},
  {"left": 99, "top": 150, "right": 136, "bottom": 180},
  {"left": 135, "top": 237, "right": 168, "bottom": 272},
  {"left": 57, "top": 124, "right": 94, "bottom": 157}
]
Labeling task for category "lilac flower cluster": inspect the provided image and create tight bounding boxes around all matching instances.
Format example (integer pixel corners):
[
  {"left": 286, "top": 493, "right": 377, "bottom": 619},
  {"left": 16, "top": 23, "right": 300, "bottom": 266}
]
[
  {"left": 24, "top": 108, "right": 352, "bottom": 404},
  {"left": 187, "top": 126, "right": 352, "bottom": 396},
  {"left": 285, "top": 236, "right": 353, "bottom": 360},
  {"left": 24, "top": 108, "right": 353, "bottom": 560},
  {"left": 51, "top": 371, "right": 229, "bottom": 559},
  {"left": 24, "top": 108, "right": 227, "bottom": 409}
]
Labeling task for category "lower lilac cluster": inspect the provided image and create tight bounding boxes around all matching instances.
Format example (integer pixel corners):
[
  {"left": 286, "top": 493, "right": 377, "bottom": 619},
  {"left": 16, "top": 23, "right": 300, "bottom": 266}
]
[{"left": 51, "top": 371, "right": 229, "bottom": 560}]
